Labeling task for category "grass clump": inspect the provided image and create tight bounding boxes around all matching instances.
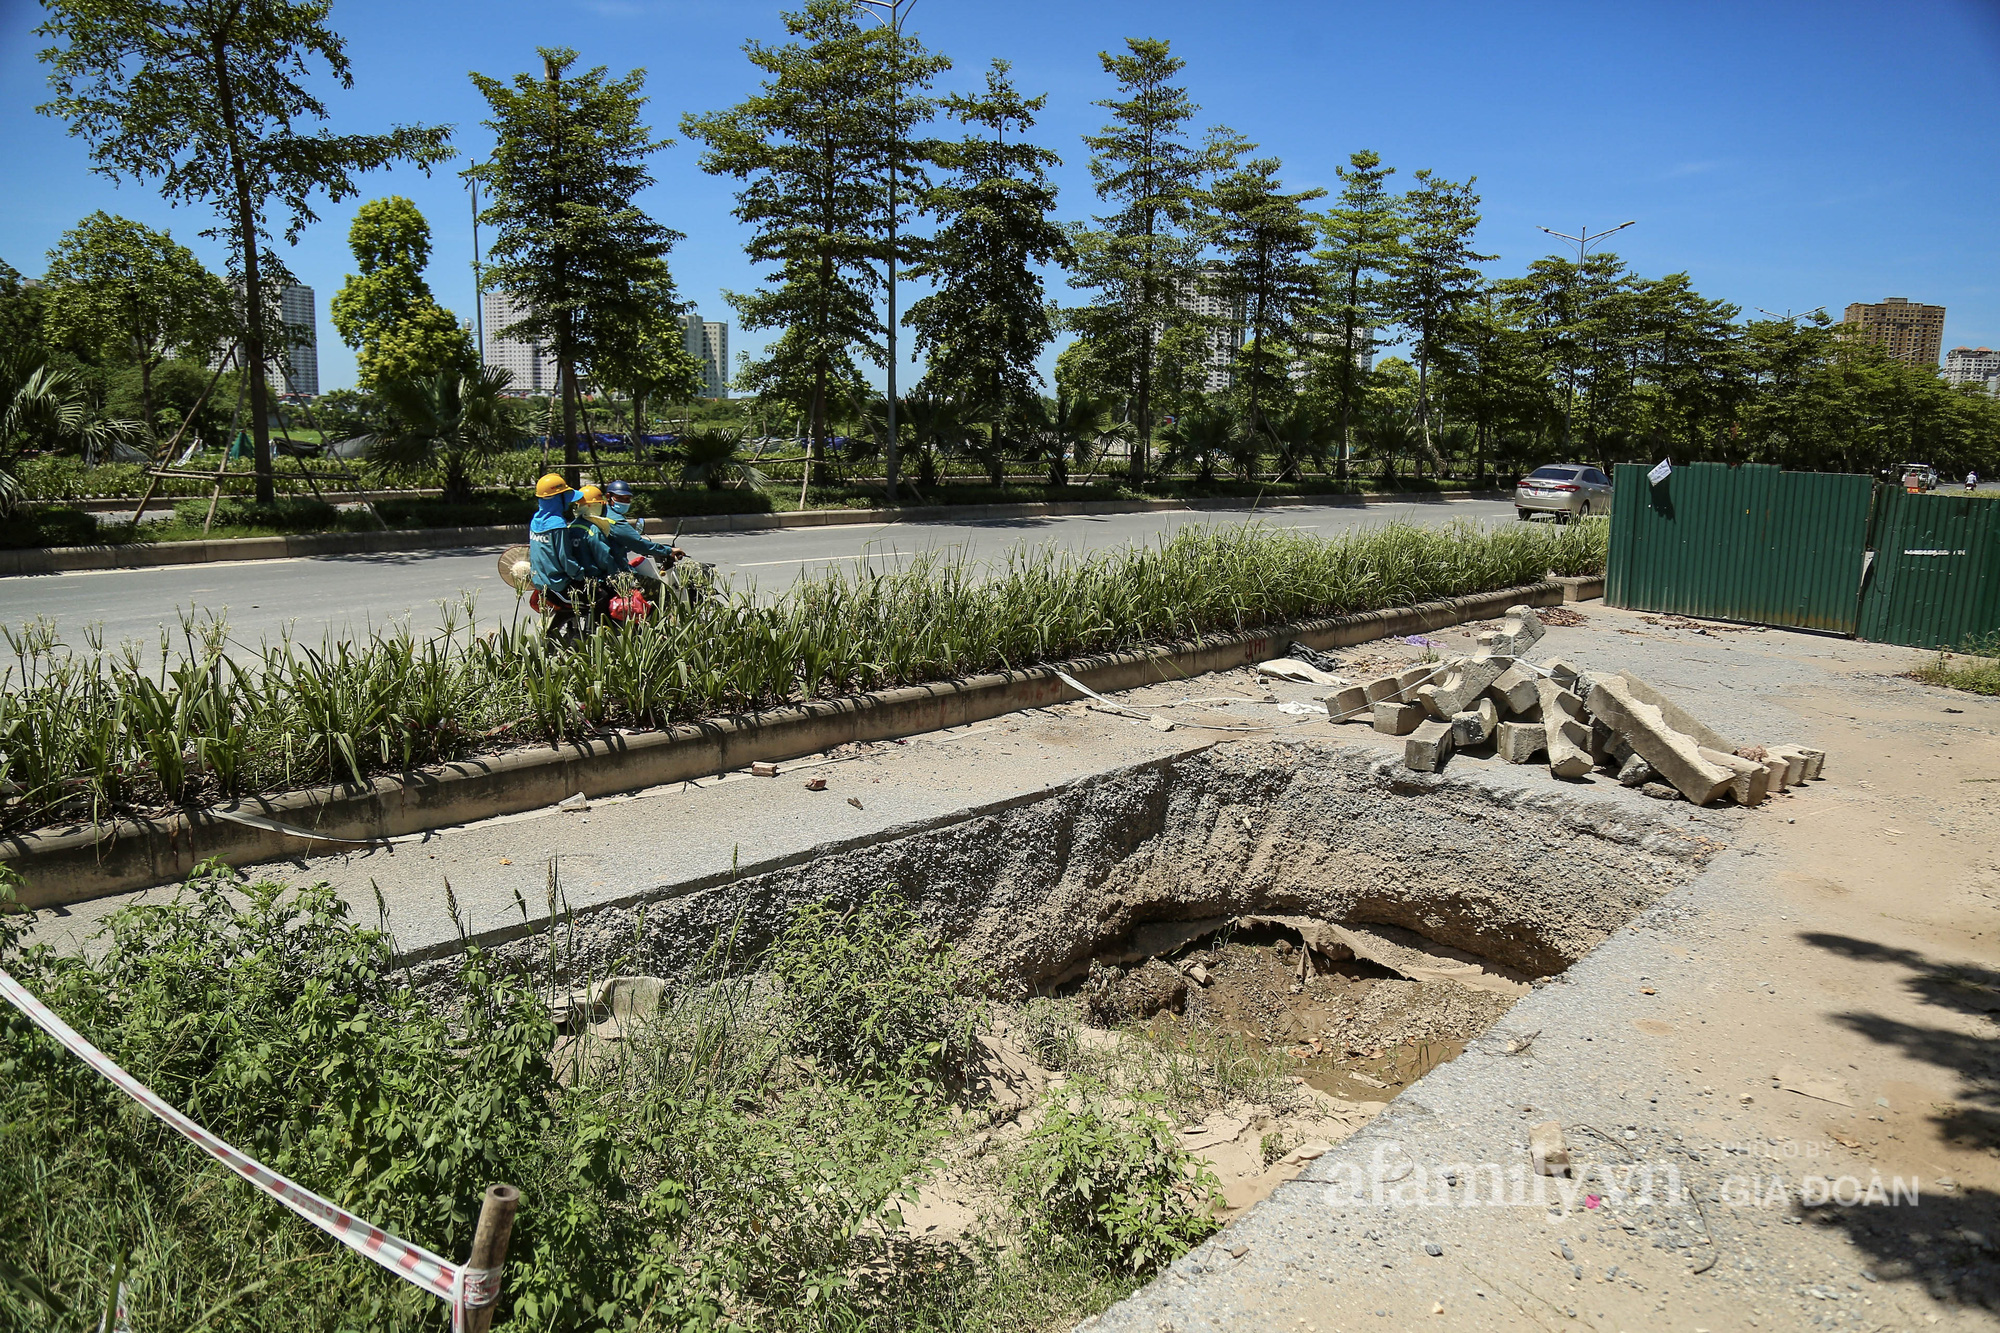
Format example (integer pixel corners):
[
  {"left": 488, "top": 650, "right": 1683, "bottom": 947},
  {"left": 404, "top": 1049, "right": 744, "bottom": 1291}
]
[
  {"left": 1010, "top": 1084, "right": 1222, "bottom": 1275},
  {"left": 0, "top": 518, "right": 1607, "bottom": 830},
  {"left": 1910, "top": 632, "right": 2000, "bottom": 696}
]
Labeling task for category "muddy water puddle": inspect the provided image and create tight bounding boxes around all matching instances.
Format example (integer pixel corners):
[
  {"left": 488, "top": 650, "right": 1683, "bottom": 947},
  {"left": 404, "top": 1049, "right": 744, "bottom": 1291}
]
[{"left": 1097, "top": 924, "right": 1523, "bottom": 1103}]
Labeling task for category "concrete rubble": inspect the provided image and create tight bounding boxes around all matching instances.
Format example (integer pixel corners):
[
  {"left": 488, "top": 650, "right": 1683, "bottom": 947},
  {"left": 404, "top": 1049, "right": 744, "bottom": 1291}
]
[{"left": 1323, "top": 603, "right": 1826, "bottom": 806}]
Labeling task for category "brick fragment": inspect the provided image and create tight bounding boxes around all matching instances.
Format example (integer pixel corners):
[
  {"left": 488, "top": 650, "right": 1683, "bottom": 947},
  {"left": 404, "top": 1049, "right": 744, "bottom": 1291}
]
[
  {"left": 1486, "top": 662, "right": 1540, "bottom": 716},
  {"left": 1372, "top": 701, "right": 1425, "bottom": 736},
  {"left": 1416, "top": 655, "right": 1510, "bottom": 720},
  {"left": 1450, "top": 697, "right": 1498, "bottom": 747},
  {"left": 1405, "top": 719, "right": 1455, "bottom": 773},
  {"left": 1493, "top": 721, "right": 1546, "bottom": 764}
]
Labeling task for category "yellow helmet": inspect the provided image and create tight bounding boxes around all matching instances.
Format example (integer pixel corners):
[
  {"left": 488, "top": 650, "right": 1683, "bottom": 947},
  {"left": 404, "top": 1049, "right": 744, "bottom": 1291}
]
[
  {"left": 535, "top": 473, "right": 571, "bottom": 498},
  {"left": 579, "top": 485, "right": 606, "bottom": 505}
]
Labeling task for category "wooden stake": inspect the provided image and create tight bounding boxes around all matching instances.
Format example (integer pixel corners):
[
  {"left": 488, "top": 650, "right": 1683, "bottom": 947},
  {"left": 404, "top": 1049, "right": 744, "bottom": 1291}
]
[{"left": 461, "top": 1183, "right": 520, "bottom": 1333}]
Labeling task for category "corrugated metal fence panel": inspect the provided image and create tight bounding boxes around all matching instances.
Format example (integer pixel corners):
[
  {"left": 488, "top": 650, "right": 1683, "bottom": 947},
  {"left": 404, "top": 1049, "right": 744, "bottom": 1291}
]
[
  {"left": 1856, "top": 489, "right": 2000, "bottom": 650},
  {"left": 1606, "top": 462, "right": 1873, "bottom": 633}
]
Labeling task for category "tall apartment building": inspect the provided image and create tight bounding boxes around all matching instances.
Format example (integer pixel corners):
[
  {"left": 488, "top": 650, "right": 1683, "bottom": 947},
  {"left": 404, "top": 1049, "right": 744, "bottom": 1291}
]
[
  {"left": 1177, "top": 262, "right": 1243, "bottom": 394},
  {"left": 1842, "top": 297, "right": 1945, "bottom": 367},
  {"left": 480, "top": 289, "right": 559, "bottom": 394},
  {"left": 1944, "top": 346, "right": 2000, "bottom": 387},
  {"left": 681, "top": 309, "right": 729, "bottom": 398},
  {"left": 208, "top": 282, "right": 318, "bottom": 397}
]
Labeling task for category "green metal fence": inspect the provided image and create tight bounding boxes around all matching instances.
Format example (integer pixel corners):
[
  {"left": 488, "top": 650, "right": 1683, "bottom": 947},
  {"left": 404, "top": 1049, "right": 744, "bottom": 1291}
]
[
  {"left": 1606, "top": 462, "right": 1876, "bottom": 634},
  {"left": 1855, "top": 488, "right": 2000, "bottom": 650}
]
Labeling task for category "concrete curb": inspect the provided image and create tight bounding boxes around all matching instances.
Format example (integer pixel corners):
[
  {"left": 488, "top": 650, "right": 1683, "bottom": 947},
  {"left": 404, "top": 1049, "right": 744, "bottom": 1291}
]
[
  {"left": 3, "top": 579, "right": 1566, "bottom": 907},
  {"left": 0, "top": 489, "right": 1508, "bottom": 577}
]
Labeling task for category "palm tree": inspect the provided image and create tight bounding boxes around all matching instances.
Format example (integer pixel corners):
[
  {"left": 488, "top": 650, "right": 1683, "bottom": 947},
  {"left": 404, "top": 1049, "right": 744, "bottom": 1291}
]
[
  {"left": 1020, "top": 389, "right": 1125, "bottom": 488},
  {"left": 354, "top": 365, "right": 524, "bottom": 504},
  {"left": 1160, "top": 404, "right": 1241, "bottom": 485},
  {"left": 1266, "top": 402, "right": 1336, "bottom": 483},
  {"left": 679, "top": 428, "right": 768, "bottom": 492},
  {"left": 0, "top": 354, "right": 144, "bottom": 511}
]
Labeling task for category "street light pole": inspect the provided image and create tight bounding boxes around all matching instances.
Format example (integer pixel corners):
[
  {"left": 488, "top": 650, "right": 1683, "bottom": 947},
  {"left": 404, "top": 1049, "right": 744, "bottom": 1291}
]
[
  {"left": 855, "top": 0, "right": 914, "bottom": 503},
  {"left": 465, "top": 160, "right": 486, "bottom": 370},
  {"left": 1533, "top": 221, "right": 1636, "bottom": 448}
]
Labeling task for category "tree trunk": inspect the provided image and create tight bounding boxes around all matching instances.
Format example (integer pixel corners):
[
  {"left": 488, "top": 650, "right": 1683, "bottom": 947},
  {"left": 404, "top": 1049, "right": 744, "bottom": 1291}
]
[
  {"left": 214, "top": 41, "right": 274, "bottom": 506},
  {"left": 558, "top": 317, "right": 580, "bottom": 487},
  {"left": 138, "top": 355, "right": 158, "bottom": 448}
]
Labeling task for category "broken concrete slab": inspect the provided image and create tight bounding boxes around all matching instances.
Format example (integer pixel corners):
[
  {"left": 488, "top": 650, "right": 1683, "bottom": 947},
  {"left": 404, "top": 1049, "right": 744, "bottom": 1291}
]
[
  {"left": 1617, "top": 755, "right": 1655, "bottom": 787},
  {"left": 1486, "top": 662, "right": 1540, "bottom": 716},
  {"left": 1766, "top": 746, "right": 1808, "bottom": 788},
  {"left": 1372, "top": 701, "right": 1425, "bottom": 736},
  {"left": 1393, "top": 664, "right": 1437, "bottom": 701},
  {"left": 1586, "top": 675, "right": 1736, "bottom": 806},
  {"left": 1415, "top": 655, "right": 1510, "bottom": 720},
  {"left": 1699, "top": 747, "right": 1770, "bottom": 806},
  {"left": 1493, "top": 720, "right": 1545, "bottom": 764},
  {"left": 1539, "top": 657, "right": 1583, "bottom": 691},
  {"left": 1797, "top": 746, "right": 1826, "bottom": 781},
  {"left": 1616, "top": 670, "right": 1741, "bottom": 754},
  {"left": 1450, "top": 697, "right": 1498, "bottom": 748},
  {"left": 1319, "top": 921, "right": 1531, "bottom": 996},
  {"left": 1361, "top": 674, "right": 1403, "bottom": 705},
  {"left": 1405, "top": 719, "right": 1456, "bottom": 772}
]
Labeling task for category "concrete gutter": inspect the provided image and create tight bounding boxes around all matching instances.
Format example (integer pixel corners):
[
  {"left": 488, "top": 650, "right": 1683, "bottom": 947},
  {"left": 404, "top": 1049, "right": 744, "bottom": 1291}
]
[
  {"left": 2, "top": 579, "right": 1565, "bottom": 908},
  {"left": 0, "top": 489, "right": 1507, "bottom": 577}
]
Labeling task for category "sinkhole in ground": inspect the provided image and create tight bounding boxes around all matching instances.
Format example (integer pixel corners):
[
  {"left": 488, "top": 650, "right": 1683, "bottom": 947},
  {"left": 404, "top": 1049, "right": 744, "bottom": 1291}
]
[{"left": 448, "top": 737, "right": 1725, "bottom": 1099}]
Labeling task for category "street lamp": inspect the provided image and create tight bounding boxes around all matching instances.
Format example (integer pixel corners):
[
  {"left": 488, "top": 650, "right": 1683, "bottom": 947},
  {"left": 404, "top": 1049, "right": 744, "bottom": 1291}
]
[
  {"left": 1753, "top": 305, "right": 1827, "bottom": 325},
  {"left": 854, "top": 0, "right": 915, "bottom": 502},
  {"left": 1536, "top": 220, "right": 1637, "bottom": 262}
]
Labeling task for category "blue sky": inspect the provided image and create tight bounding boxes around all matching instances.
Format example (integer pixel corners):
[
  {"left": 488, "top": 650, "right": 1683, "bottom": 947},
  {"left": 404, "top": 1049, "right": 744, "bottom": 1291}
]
[{"left": 3, "top": 0, "right": 1997, "bottom": 394}]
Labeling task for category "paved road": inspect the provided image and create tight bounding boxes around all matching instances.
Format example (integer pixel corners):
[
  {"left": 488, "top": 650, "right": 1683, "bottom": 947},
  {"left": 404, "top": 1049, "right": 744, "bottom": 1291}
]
[{"left": 0, "top": 498, "right": 1516, "bottom": 655}]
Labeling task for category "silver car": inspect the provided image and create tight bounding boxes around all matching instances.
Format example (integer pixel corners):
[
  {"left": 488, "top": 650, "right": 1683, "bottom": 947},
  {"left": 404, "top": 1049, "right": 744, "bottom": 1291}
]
[{"left": 1515, "top": 464, "right": 1613, "bottom": 522}]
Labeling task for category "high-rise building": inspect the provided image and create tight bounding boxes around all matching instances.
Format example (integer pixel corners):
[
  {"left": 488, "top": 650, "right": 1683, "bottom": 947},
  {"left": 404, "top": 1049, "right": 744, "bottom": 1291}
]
[
  {"left": 1944, "top": 346, "right": 2000, "bottom": 387},
  {"left": 276, "top": 284, "right": 318, "bottom": 396},
  {"left": 208, "top": 282, "right": 318, "bottom": 397},
  {"left": 682, "top": 310, "right": 729, "bottom": 398},
  {"left": 1842, "top": 297, "right": 1945, "bottom": 367},
  {"left": 1177, "top": 262, "right": 1243, "bottom": 394},
  {"left": 481, "top": 290, "right": 559, "bottom": 394}
]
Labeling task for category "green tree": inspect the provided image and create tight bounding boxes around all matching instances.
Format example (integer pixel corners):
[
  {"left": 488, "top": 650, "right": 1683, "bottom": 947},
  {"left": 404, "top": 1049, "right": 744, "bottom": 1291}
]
[
  {"left": 685, "top": 0, "right": 946, "bottom": 480},
  {"left": 1, "top": 352, "right": 142, "bottom": 492},
  {"left": 41, "top": 212, "right": 231, "bottom": 447},
  {"left": 0, "top": 259, "right": 49, "bottom": 364},
  {"left": 37, "top": 0, "right": 452, "bottom": 503},
  {"left": 1066, "top": 38, "right": 1234, "bottom": 485},
  {"left": 1207, "top": 156, "right": 1324, "bottom": 440},
  {"left": 1385, "top": 171, "right": 1491, "bottom": 466},
  {"left": 330, "top": 196, "right": 473, "bottom": 391},
  {"left": 585, "top": 259, "right": 705, "bottom": 444},
  {"left": 1314, "top": 151, "right": 1403, "bottom": 479},
  {"left": 472, "top": 48, "right": 683, "bottom": 487},
  {"left": 359, "top": 365, "right": 523, "bottom": 503},
  {"left": 907, "top": 60, "right": 1068, "bottom": 456}
]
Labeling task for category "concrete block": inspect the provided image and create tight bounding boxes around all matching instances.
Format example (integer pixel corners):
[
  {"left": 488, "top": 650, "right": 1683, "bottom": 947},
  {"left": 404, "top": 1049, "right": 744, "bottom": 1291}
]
[
  {"left": 1794, "top": 746, "right": 1826, "bottom": 781},
  {"left": 1590, "top": 719, "right": 1619, "bottom": 767},
  {"left": 1766, "top": 746, "right": 1808, "bottom": 787},
  {"left": 1362, "top": 674, "right": 1403, "bottom": 705},
  {"left": 1372, "top": 701, "right": 1425, "bottom": 736},
  {"left": 1493, "top": 721, "right": 1545, "bottom": 764},
  {"left": 1393, "top": 664, "right": 1437, "bottom": 701},
  {"left": 1617, "top": 755, "right": 1655, "bottom": 787},
  {"left": 1405, "top": 719, "right": 1456, "bottom": 773},
  {"left": 1535, "top": 678, "right": 1594, "bottom": 778},
  {"left": 1325, "top": 684, "right": 1370, "bottom": 722},
  {"left": 1540, "top": 657, "right": 1583, "bottom": 691},
  {"left": 1586, "top": 676, "right": 1736, "bottom": 805},
  {"left": 1549, "top": 719, "right": 1595, "bottom": 778},
  {"left": 1450, "top": 697, "right": 1498, "bottom": 747},
  {"left": 1416, "top": 655, "right": 1510, "bottom": 720},
  {"left": 1475, "top": 604, "right": 1547, "bottom": 659},
  {"left": 1760, "top": 756, "right": 1789, "bottom": 792},
  {"left": 1486, "top": 662, "right": 1540, "bottom": 716},
  {"left": 1699, "top": 747, "right": 1770, "bottom": 806},
  {"left": 1616, "top": 670, "right": 1740, "bottom": 754}
]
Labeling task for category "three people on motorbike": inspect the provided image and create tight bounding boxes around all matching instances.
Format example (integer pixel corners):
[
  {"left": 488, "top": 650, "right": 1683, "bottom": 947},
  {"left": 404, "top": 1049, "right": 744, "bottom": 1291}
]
[{"left": 527, "top": 474, "right": 692, "bottom": 642}]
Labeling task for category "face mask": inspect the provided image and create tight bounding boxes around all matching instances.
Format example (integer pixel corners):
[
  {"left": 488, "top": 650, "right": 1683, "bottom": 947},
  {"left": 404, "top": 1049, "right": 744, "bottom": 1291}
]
[{"left": 610, "top": 502, "right": 631, "bottom": 520}]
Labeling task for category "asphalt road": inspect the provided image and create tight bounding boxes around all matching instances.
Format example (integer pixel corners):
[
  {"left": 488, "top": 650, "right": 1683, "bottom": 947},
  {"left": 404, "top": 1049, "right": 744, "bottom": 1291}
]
[{"left": 0, "top": 498, "right": 1517, "bottom": 655}]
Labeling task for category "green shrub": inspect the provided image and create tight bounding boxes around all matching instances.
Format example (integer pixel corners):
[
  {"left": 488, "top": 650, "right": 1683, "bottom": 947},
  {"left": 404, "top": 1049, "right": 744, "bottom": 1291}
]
[
  {"left": 770, "top": 889, "right": 988, "bottom": 1090},
  {"left": 1, "top": 507, "right": 100, "bottom": 549},
  {"left": 170, "top": 496, "right": 343, "bottom": 532},
  {"left": 1011, "top": 1083, "right": 1222, "bottom": 1273},
  {"left": 373, "top": 496, "right": 521, "bottom": 529}
]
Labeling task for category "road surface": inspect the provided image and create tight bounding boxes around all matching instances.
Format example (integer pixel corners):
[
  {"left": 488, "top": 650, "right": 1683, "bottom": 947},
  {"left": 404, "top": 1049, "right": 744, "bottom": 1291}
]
[{"left": 0, "top": 498, "right": 1517, "bottom": 656}]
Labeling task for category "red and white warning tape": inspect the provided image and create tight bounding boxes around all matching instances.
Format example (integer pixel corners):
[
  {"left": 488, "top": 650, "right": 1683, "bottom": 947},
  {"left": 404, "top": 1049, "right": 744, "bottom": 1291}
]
[{"left": 0, "top": 968, "right": 502, "bottom": 1329}]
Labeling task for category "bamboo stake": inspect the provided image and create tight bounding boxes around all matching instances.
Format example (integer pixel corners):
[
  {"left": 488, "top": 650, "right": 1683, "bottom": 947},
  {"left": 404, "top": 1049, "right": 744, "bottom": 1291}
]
[{"left": 461, "top": 1183, "right": 520, "bottom": 1333}]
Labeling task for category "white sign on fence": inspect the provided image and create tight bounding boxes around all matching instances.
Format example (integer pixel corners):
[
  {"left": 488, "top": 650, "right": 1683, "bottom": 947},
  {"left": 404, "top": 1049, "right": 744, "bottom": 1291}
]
[{"left": 1647, "top": 458, "right": 1673, "bottom": 486}]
